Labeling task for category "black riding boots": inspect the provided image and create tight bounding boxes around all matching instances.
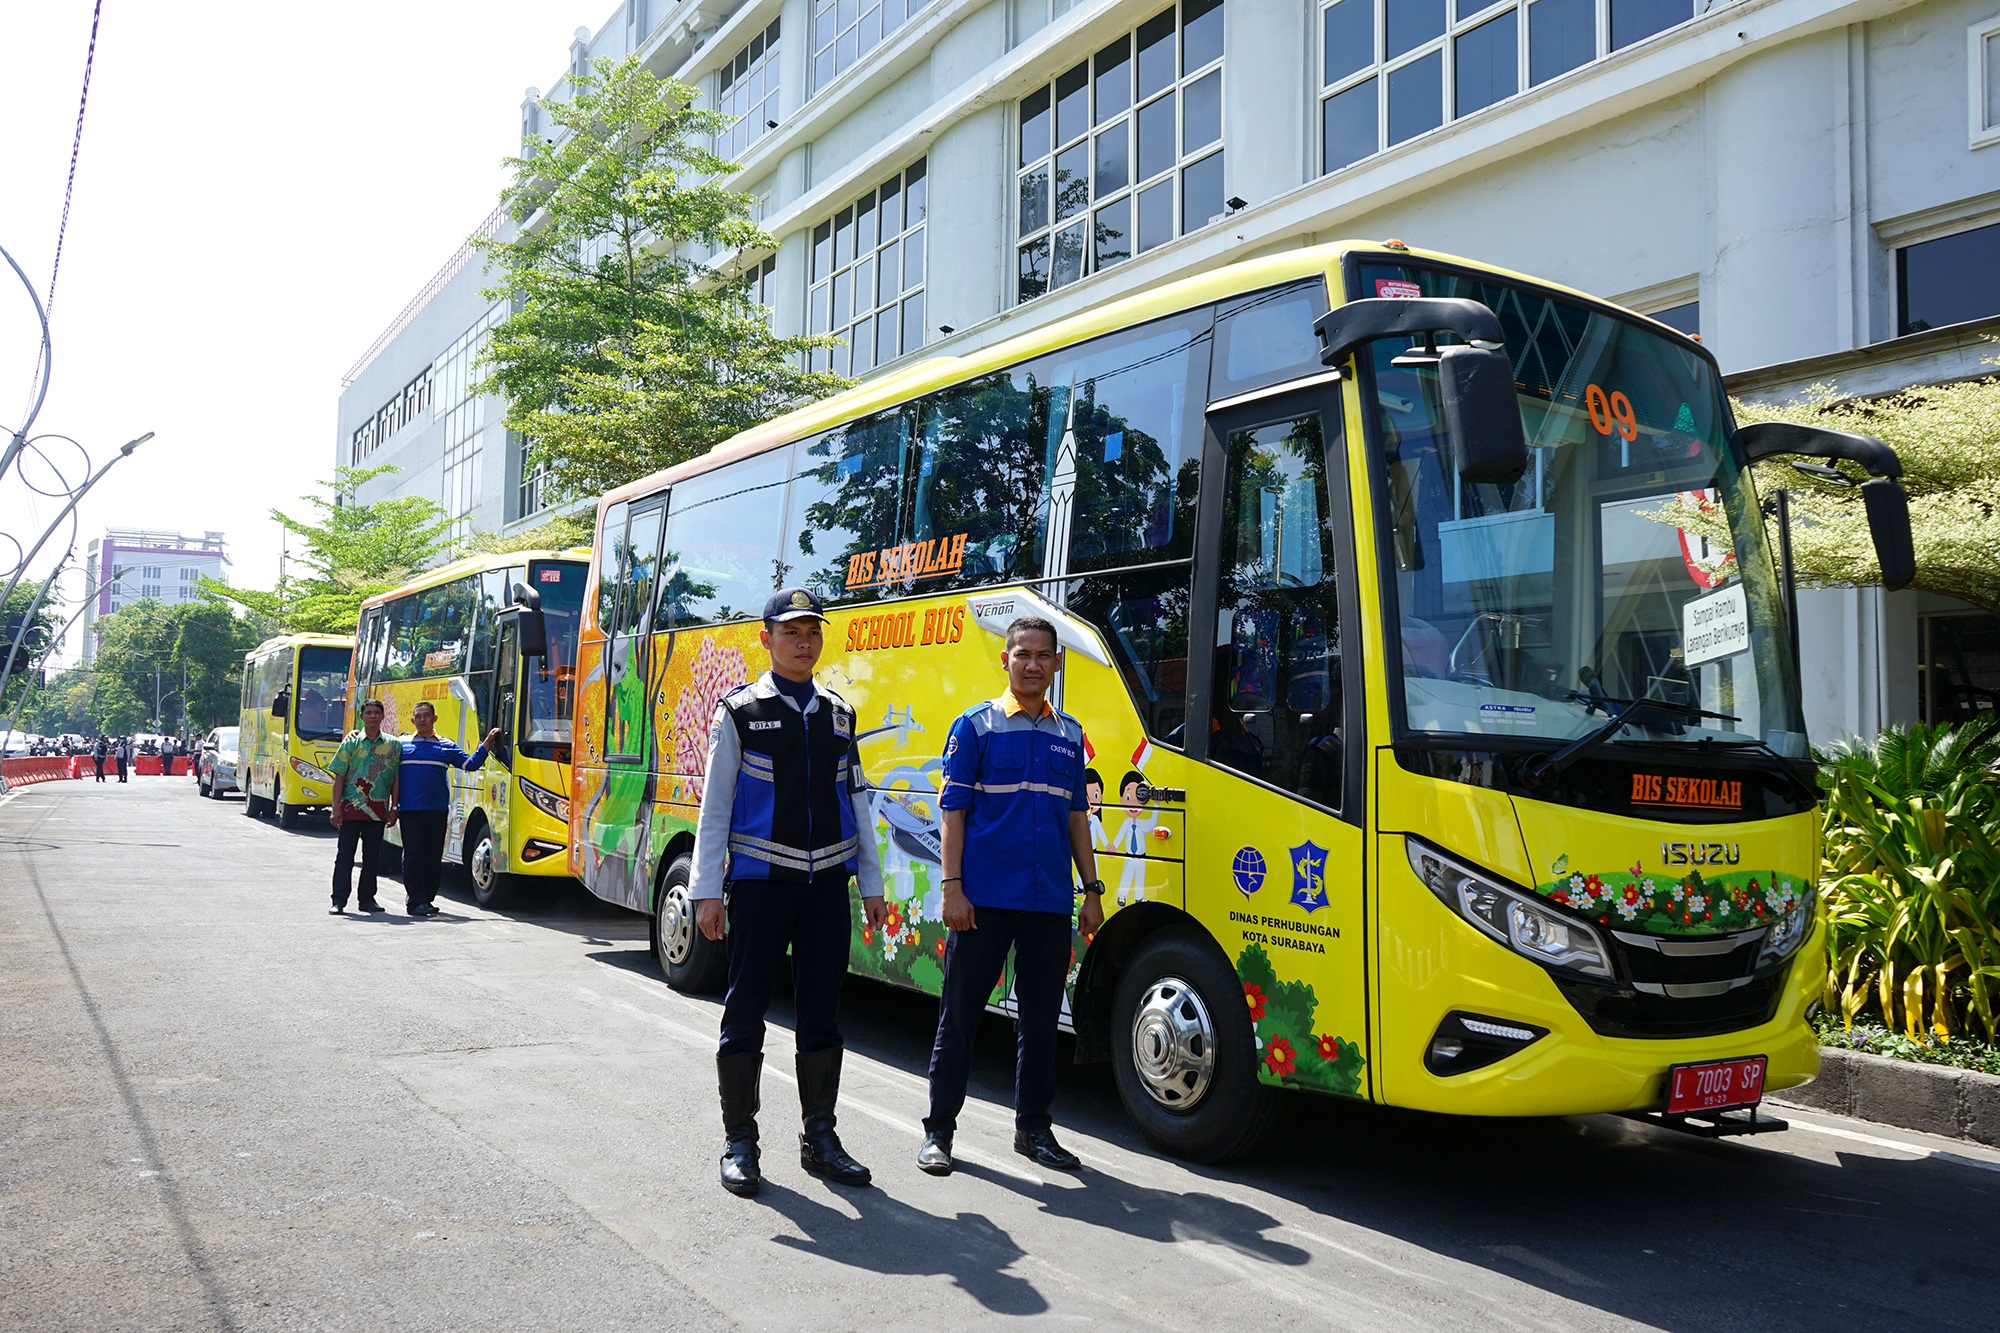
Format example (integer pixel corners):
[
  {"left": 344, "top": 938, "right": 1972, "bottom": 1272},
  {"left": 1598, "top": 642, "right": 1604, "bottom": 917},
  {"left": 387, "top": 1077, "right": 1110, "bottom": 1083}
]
[
  {"left": 718, "top": 1052, "right": 763, "bottom": 1197},
  {"left": 797, "top": 1046, "right": 871, "bottom": 1186}
]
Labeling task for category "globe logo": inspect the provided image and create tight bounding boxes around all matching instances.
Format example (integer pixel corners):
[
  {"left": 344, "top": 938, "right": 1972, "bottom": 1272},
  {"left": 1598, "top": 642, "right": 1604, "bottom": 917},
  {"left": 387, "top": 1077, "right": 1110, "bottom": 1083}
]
[{"left": 1232, "top": 846, "right": 1267, "bottom": 898}]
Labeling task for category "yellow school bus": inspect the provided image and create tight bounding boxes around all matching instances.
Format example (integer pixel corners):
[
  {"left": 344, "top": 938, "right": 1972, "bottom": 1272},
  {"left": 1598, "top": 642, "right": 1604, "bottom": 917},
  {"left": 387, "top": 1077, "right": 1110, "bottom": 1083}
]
[
  {"left": 568, "top": 240, "right": 1911, "bottom": 1161},
  {"left": 240, "top": 633, "right": 354, "bottom": 828},
  {"left": 349, "top": 550, "right": 587, "bottom": 905}
]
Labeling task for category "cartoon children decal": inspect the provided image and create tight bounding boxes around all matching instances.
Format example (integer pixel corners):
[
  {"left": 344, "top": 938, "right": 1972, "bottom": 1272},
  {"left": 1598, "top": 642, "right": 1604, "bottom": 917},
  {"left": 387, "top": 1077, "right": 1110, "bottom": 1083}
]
[
  {"left": 1084, "top": 767, "right": 1106, "bottom": 852},
  {"left": 1110, "top": 768, "right": 1156, "bottom": 906}
]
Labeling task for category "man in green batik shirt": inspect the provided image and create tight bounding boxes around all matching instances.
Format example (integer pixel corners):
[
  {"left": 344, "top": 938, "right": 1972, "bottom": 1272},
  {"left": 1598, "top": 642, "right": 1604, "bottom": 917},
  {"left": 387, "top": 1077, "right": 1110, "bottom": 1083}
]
[{"left": 328, "top": 698, "right": 402, "bottom": 915}]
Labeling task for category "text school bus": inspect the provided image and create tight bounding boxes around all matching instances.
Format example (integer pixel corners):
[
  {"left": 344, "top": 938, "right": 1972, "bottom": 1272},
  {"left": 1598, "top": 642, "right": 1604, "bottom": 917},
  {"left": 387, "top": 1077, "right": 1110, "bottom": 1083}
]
[
  {"left": 239, "top": 633, "right": 354, "bottom": 828},
  {"left": 568, "top": 240, "right": 1911, "bottom": 1161},
  {"left": 348, "top": 551, "right": 588, "bottom": 904}
]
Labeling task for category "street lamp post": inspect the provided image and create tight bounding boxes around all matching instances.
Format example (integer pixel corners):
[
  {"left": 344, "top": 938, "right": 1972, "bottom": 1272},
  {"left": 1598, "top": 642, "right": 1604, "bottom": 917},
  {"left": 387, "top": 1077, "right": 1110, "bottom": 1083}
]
[{"left": 0, "top": 430, "right": 154, "bottom": 629}]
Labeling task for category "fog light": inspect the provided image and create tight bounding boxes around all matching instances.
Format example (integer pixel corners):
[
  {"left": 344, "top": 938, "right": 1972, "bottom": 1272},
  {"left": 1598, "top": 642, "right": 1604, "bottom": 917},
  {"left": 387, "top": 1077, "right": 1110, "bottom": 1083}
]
[{"left": 1423, "top": 1010, "right": 1550, "bottom": 1077}]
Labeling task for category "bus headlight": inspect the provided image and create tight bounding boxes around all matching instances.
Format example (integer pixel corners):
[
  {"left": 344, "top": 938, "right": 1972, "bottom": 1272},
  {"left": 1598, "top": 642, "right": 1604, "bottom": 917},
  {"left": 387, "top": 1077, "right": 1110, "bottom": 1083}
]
[
  {"left": 290, "top": 756, "right": 335, "bottom": 784},
  {"left": 519, "top": 776, "right": 570, "bottom": 823},
  {"left": 1758, "top": 888, "right": 1816, "bottom": 966},
  {"left": 1407, "top": 837, "right": 1614, "bottom": 980}
]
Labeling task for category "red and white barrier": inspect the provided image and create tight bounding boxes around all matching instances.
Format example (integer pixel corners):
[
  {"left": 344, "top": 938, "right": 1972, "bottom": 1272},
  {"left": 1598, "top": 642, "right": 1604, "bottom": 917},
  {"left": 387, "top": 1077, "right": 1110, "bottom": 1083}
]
[{"left": 1, "top": 757, "right": 80, "bottom": 788}]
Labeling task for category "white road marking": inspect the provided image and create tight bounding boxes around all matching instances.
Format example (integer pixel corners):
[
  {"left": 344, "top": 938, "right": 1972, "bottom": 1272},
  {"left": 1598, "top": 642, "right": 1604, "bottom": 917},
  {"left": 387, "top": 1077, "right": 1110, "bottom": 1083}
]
[{"left": 1778, "top": 1115, "right": 2000, "bottom": 1173}]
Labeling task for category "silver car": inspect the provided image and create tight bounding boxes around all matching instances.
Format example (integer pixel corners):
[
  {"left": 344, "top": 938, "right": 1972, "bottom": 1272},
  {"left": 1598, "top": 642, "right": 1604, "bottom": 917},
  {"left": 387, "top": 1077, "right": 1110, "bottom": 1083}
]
[{"left": 197, "top": 727, "right": 240, "bottom": 798}]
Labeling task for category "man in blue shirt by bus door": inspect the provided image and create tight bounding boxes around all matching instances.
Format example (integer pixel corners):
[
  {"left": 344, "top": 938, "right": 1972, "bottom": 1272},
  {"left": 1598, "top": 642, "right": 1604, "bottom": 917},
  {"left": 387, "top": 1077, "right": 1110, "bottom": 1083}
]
[
  {"left": 918, "top": 615, "right": 1105, "bottom": 1176},
  {"left": 398, "top": 701, "right": 500, "bottom": 917}
]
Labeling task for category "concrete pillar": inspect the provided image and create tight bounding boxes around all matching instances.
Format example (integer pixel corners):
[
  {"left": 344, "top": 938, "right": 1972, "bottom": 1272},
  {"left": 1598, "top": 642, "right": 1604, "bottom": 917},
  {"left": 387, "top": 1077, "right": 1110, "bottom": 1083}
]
[
  {"left": 926, "top": 104, "right": 1010, "bottom": 338},
  {"left": 1224, "top": 0, "right": 1311, "bottom": 209}
]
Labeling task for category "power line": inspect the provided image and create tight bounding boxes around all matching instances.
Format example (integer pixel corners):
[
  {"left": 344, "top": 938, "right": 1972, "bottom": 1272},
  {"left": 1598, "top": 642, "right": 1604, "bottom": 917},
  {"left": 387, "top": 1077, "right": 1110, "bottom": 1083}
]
[{"left": 44, "top": 0, "right": 105, "bottom": 324}]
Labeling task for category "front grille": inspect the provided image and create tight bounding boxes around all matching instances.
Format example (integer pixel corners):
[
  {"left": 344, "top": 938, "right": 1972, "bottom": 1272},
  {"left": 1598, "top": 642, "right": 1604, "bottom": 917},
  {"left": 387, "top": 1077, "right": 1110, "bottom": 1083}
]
[
  {"left": 1555, "top": 971, "right": 1785, "bottom": 1039},
  {"left": 1614, "top": 930, "right": 1764, "bottom": 988}
]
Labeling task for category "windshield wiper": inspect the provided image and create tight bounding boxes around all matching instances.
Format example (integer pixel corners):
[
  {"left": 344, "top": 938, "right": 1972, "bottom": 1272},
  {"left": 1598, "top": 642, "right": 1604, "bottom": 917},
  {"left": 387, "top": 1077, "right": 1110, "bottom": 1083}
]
[{"left": 1524, "top": 695, "right": 1740, "bottom": 784}]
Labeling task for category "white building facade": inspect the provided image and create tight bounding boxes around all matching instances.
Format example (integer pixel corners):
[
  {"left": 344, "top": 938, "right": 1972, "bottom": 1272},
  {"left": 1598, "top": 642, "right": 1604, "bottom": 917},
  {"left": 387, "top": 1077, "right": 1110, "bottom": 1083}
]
[
  {"left": 81, "top": 529, "right": 230, "bottom": 664},
  {"left": 337, "top": 0, "right": 2000, "bottom": 744}
]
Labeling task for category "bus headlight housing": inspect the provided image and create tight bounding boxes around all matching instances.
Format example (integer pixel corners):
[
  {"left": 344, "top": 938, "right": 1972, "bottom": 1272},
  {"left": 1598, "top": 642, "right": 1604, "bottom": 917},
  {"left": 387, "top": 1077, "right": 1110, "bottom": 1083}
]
[
  {"left": 1758, "top": 888, "right": 1816, "bottom": 966},
  {"left": 519, "top": 776, "right": 570, "bottom": 823},
  {"left": 1407, "top": 837, "right": 1614, "bottom": 981},
  {"left": 290, "top": 756, "right": 335, "bottom": 785}
]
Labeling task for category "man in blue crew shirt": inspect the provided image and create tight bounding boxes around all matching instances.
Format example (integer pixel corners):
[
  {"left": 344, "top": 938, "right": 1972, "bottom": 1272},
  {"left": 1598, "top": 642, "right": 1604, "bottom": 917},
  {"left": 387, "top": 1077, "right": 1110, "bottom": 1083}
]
[
  {"left": 398, "top": 701, "right": 500, "bottom": 917},
  {"left": 918, "top": 615, "right": 1105, "bottom": 1176},
  {"left": 692, "top": 587, "right": 888, "bottom": 1198}
]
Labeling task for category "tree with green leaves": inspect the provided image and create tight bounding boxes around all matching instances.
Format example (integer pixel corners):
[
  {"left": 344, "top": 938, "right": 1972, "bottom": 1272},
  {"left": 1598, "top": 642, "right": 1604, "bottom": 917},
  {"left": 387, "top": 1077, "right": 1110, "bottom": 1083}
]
[
  {"left": 206, "top": 465, "right": 453, "bottom": 635},
  {"left": 475, "top": 55, "right": 845, "bottom": 503},
  {"left": 1670, "top": 374, "right": 2000, "bottom": 618},
  {"left": 1, "top": 581, "right": 60, "bottom": 716}
]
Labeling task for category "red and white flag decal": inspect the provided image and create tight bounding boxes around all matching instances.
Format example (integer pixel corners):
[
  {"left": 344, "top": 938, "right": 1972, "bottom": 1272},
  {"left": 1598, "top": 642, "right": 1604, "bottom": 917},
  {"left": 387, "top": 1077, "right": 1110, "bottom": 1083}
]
[{"left": 1131, "top": 738, "right": 1153, "bottom": 770}]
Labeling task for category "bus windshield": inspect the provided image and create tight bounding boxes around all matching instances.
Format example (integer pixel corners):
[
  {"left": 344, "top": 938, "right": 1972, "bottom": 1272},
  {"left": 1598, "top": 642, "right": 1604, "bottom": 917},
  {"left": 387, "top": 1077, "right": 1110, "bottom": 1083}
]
[
  {"left": 1359, "top": 264, "right": 1806, "bottom": 759},
  {"left": 295, "top": 646, "right": 352, "bottom": 741},
  {"left": 522, "top": 559, "right": 584, "bottom": 747}
]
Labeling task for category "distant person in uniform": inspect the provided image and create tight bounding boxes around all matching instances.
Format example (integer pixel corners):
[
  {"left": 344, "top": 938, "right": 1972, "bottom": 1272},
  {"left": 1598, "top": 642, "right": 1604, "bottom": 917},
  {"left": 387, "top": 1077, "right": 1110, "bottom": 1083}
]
[
  {"left": 91, "top": 735, "right": 107, "bottom": 782},
  {"left": 328, "top": 700, "right": 401, "bottom": 915},
  {"left": 918, "top": 616, "right": 1104, "bottom": 1177},
  {"left": 158, "top": 735, "right": 176, "bottom": 775},
  {"left": 398, "top": 702, "right": 499, "bottom": 917},
  {"left": 691, "top": 587, "right": 888, "bottom": 1198},
  {"left": 114, "top": 736, "right": 131, "bottom": 783}
]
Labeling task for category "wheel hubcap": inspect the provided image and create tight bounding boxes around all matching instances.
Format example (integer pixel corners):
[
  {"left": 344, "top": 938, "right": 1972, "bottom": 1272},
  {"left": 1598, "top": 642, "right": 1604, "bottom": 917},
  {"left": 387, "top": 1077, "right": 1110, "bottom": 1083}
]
[
  {"left": 660, "top": 884, "right": 695, "bottom": 967},
  {"left": 470, "top": 837, "right": 495, "bottom": 891},
  {"left": 1130, "top": 975, "right": 1216, "bottom": 1110}
]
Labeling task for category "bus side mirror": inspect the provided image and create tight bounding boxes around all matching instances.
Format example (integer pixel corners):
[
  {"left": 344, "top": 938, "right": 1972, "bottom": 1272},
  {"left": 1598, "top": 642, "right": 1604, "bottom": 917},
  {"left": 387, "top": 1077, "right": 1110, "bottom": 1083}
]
[
  {"left": 1733, "top": 421, "right": 1914, "bottom": 591},
  {"left": 1438, "top": 346, "right": 1529, "bottom": 486},
  {"left": 271, "top": 691, "right": 288, "bottom": 720},
  {"left": 511, "top": 583, "right": 548, "bottom": 660}
]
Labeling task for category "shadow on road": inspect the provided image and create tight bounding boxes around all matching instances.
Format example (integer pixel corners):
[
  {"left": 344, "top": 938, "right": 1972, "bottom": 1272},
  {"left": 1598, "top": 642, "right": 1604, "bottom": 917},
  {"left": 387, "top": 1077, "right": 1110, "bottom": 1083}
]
[{"left": 758, "top": 1181, "right": 1049, "bottom": 1315}]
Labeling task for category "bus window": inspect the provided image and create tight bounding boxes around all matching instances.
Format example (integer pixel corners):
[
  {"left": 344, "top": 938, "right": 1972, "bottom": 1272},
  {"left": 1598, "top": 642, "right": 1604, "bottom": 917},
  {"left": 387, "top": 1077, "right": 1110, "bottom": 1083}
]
[
  {"left": 662, "top": 450, "right": 789, "bottom": 626},
  {"left": 296, "top": 646, "right": 351, "bottom": 741},
  {"left": 596, "top": 500, "right": 630, "bottom": 632},
  {"left": 1212, "top": 410, "right": 1345, "bottom": 811},
  {"left": 786, "top": 412, "right": 911, "bottom": 604},
  {"left": 1052, "top": 311, "right": 1207, "bottom": 572},
  {"left": 524, "top": 558, "right": 585, "bottom": 749},
  {"left": 909, "top": 370, "right": 1041, "bottom": 590},
  {"left": 1209, "top": 279, "right": 1330, "bottom": 401},
  {"left": 1066, "top": 565, "right": 1192, "bottom": 745}
]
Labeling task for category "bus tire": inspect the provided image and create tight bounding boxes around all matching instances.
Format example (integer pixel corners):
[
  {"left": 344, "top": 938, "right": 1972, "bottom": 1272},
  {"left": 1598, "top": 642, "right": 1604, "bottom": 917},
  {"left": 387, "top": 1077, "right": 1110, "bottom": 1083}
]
[
  {"left": 651, "top": 854, "right": 724, "bottom": 994},
  {"left": 464, "top": 818, "right": 516, "bottom": 909},
  {"left": 277, "top": 800, "right": 300, "bottom": 829},
  {"left": 1110, "top": 928, "right": 1280, "bottom": 1164}
]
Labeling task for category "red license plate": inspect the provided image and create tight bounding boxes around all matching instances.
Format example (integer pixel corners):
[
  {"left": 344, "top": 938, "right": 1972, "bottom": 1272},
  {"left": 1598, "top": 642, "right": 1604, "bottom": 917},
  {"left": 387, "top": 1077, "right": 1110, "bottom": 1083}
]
[{"left": 1666, "top": 1055, "right": 1766, "bottom": 1114}]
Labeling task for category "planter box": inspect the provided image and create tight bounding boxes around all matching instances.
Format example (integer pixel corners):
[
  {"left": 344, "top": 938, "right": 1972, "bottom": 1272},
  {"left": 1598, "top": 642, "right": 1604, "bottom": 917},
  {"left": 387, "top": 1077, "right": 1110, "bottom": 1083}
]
[{"left": 1772, "top": 1046, "right": 2000, "bottom": 1147}]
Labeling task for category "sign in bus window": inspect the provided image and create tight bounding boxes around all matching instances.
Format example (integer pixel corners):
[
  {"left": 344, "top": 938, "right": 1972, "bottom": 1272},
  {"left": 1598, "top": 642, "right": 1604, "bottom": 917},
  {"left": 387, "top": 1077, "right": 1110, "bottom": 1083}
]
[{"left": 789, "top": 412, "right": 910, "bottom": 604}]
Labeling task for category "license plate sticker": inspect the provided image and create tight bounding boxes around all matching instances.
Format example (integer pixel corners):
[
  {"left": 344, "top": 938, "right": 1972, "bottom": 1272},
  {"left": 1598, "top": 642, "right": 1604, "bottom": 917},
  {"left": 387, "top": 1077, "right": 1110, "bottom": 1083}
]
[{"left": 1666, "top": 1055, "right": 1767, "bottom": 1115}]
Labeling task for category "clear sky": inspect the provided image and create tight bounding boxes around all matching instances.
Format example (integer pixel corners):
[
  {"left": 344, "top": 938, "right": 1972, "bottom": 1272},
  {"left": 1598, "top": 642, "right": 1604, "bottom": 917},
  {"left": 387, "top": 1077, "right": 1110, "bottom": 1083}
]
[{"left": 0, "top": 1, "right": 614, "bottom": 664}]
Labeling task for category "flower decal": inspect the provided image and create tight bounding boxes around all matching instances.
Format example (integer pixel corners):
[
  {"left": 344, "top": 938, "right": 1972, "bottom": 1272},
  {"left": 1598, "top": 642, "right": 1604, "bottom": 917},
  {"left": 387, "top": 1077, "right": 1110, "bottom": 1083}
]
[
  {"left": 1245, "top": 982, "right": 1266, "bottom": 1023},
  {"left": 1315, "top": 1034, "right": 1341, "bottom": 1062},
  {"left": 1264, "top": 1037, "right": 1296, "bottom": 1078}
]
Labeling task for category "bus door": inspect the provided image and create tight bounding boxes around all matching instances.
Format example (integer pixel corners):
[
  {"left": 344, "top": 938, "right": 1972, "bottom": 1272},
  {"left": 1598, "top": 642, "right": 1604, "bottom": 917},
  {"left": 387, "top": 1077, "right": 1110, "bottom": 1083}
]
[
  {"left": 596, "top": 499, "right": 665, "bottom": 908},
  {"left": 1184, "top": 379, "right": 1373, "bottom": 1098}
]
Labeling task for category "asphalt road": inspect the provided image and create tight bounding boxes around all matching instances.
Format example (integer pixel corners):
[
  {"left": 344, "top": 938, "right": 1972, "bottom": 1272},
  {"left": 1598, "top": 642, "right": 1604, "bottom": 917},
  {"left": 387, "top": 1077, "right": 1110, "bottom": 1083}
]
[{"left": 4, "top": 776, "right": 1998, "bottom": 1332}]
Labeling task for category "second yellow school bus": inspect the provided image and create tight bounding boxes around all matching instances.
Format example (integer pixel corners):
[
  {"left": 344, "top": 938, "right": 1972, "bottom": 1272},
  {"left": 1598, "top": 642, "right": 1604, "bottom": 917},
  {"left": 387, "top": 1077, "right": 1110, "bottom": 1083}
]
[
  {"left": 349, "top": 550, "right": 588, "bottom": 905},
  {"left": 567, "top": 239, "right": 1912, "bottom": 1161},
  {"left": 240, "top": 633, "right": 354, "bottom": 828}
]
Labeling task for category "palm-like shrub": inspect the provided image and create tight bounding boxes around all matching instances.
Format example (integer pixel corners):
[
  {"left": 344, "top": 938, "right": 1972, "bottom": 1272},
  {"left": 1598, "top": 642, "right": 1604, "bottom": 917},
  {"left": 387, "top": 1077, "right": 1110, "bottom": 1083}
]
[{"left": 1817, "top": 718, "right": 2000, "bottom": 1040}]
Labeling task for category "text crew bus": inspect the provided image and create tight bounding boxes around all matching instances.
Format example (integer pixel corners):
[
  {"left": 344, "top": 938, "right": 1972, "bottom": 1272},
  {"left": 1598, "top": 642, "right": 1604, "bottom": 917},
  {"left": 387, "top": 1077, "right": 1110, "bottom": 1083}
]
[
  {"left": 349, "top": 550, "right": 587, "bottom": 904},
  {"left": 240, "top": 633, "right": 354, "bottom": 828},
  {"left": 564, "top": 240, "right": 1910, "bottom": 1161}
]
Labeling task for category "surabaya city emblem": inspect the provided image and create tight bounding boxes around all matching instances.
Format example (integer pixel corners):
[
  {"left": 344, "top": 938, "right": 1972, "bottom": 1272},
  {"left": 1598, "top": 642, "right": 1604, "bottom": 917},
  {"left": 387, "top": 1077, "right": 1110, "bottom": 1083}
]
[{"left": 1289, "top": 841, "right": 1329, "bottom": 913}]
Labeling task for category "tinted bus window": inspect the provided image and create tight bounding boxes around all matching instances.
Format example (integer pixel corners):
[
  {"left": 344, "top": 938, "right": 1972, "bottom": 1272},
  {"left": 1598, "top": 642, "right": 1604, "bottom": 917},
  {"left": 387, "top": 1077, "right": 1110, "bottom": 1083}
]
[
  {"left": 1049, "top": 310, "right": 1207, "bottom": 571},
  {"left": 525, "top": 559, "right": 585, "bottom": 747},
  {"left": 662, "top": 451, "right": 790, "bottom": 626},
  {"left": 786, "top": 412, "right": 912, "bottom": 604},
  {"left": 909, "top": 370, "right": 1042, "bottom": 591},
  {"left": 296, "top": 646, "right": 352, "bottom": 740},
  {"left": 1209, "top": 279, "right": 1329, "bottom": 400}
]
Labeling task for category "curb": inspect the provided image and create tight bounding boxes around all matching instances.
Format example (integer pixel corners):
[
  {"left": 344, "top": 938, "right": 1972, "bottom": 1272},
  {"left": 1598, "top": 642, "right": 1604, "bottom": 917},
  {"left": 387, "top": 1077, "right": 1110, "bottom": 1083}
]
[{"left": 1770, "top": 1046, "right": 2000, "bottom": 1147}]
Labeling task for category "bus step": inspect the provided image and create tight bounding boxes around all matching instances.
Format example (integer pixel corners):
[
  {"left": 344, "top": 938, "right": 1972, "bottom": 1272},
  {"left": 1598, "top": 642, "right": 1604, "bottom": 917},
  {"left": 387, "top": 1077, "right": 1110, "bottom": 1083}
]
[{"left": 1619, "top": 1106, "right": 1789, "bottom": 1139}]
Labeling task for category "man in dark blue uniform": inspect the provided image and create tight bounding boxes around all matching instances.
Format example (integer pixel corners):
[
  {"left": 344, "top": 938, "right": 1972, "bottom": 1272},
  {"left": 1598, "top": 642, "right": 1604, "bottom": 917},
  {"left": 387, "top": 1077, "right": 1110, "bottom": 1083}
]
[
  {"left": 397, "top": 701, "right": 501, "bottom": 916},
  {"left": 691, "top": 587, "right": 888, "bottom": 1197},
  {"left": 918, "top": 615, "right": 1105, "bottom": 1176}
]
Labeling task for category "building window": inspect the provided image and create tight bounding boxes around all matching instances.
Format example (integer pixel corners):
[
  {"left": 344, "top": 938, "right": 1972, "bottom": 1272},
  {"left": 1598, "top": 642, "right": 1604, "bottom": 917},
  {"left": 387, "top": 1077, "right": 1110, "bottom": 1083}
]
[
  {"left": 1920, "top": 611, "right": 2000, "bottom": 723},
  {"left": 142, "top": 584, "right": 160, "bottom": 598},
  {"left": 809, "top": 159, "right": 927, "bottom": 376},
  {"left": 746, "top": 254, "right": 778, "bottom": 312},
  {"left": 179, "top": 585, "right": 194, "bottom": 600},
  {"left": 811, "top": 0, "right": 914, "bottom": 93},
  {"left": 1897, "top": 220, "right": 2000, "bottom": 336},
  {"left": 1971, "top": 17, "right": 2000, "bottom": 149},
  {"left": 1322, "top": 0, "right": 1698, "bottom": 174},
  {"left": 517, "top": 449, "right": 549, "bottom": 521},
  {"left": 1015, "top": 0, "right": 1226, "bottom": 304},
  {"left": 434, "top": 304, "right": 506, "bottom": 540},
  {"left": 716, "top": 19, "right": 781, "bottom": 161},
  {"left": 180, "top": 567, "right": 199, "bottom": 580},
  {"left": 1648, "top": 301, "right": 1699, "bottom": 336},
  {"left": 142, "top": 565, "right": 161, "bottom": 579}
]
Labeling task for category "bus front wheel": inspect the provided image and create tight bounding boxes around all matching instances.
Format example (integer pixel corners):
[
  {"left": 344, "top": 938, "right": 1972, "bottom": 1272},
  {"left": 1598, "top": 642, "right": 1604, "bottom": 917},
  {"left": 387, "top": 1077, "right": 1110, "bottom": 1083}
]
[
  {"left": 1110, "top": 928, "right": 1280, "bottom": 1164},
  {"left": 277, "top": 800, "right": 300, "bottom": 829},
  {"left": 464, "top": 819, "right": 516, "bottom": 909},
  {"left": 652, "top": 854, "right": 725, "bottom": 993}
]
